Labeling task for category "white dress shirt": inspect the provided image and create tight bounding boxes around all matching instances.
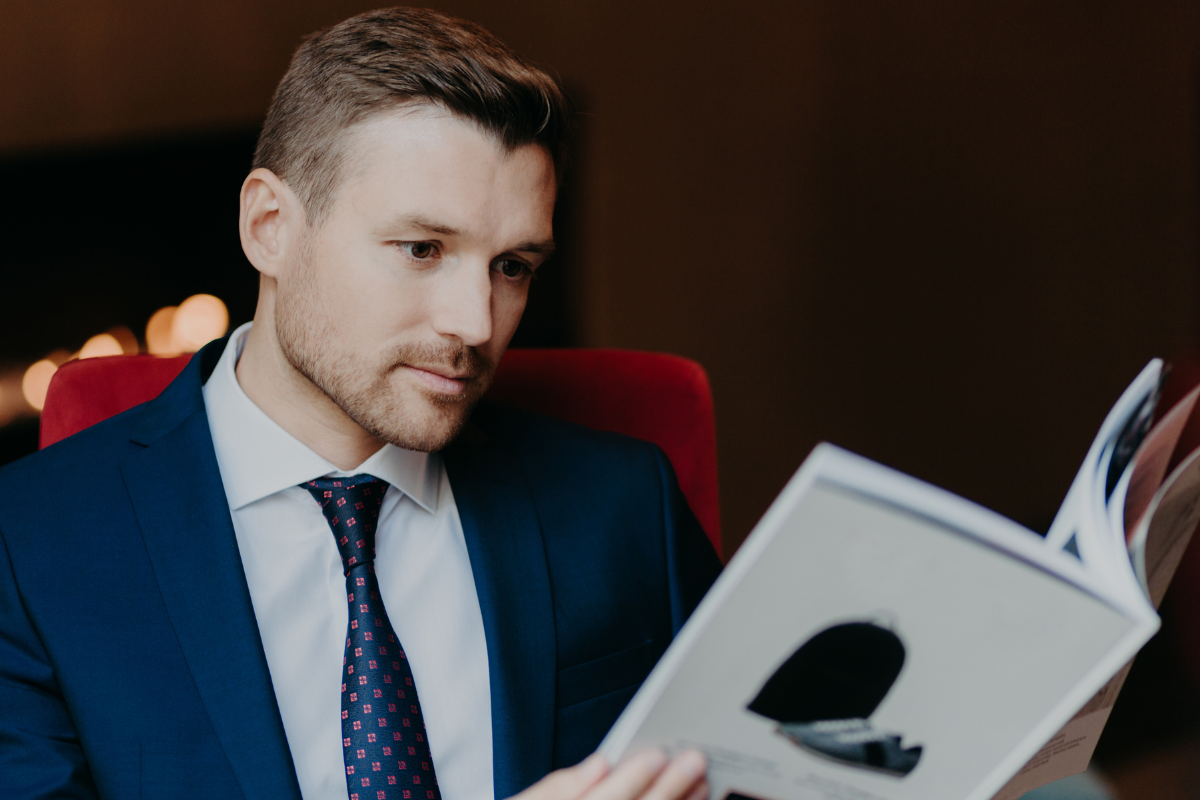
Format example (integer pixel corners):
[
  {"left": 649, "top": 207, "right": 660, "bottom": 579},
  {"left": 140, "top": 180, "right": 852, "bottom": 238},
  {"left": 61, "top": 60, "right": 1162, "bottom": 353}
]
[{"left": 201, "top": 322, "right": 494, "bottom": 800}]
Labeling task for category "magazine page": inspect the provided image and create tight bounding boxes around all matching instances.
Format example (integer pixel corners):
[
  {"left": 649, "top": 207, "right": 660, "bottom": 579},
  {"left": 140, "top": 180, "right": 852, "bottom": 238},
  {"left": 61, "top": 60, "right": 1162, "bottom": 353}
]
[
  {"left": 1116, "top": 385, "right": 1200, "bottom": 539},
  {"left": 1130, "top": 445, "right": 1200, "bottom": 606},
  {"left": 1073, "top": 364, "right": 1163, "bottom": 592},
  {"left": 995, "top": 440, "right": 1200, "bottom": 799},
  {"left": 993, "top": 386, "right": 1200, "bottom": 796},
  {"left": 988, "top": 662, "right": 1132, "bottom": 800},
  {"left": 1080, "top": 439, "right": 1148, "bottom": 609},
  {"left": 601, "top": 447, "right": 1153, "bottom": 800},
  {"left": 1045, "top": 360, "right": 1163, "bottom": 572}
]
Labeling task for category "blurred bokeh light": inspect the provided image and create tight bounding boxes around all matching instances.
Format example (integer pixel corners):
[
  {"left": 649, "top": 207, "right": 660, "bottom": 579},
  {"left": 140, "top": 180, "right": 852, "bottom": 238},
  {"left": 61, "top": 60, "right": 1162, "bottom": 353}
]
[
  {"left": 7, "top": 296, "right": 229, "bottom": 419},
  {"left": 173, "top": 294, "right": 229, "bottom": 352},
  {"left": 21, "top": 360, "right": 58, "bottom": 411},
  {"left": 144, "top": 295, "right": 230, "bottom": 354},
  {"left": 145, "top": 306, "right": 178, "bottom": 355},
  {"left": 79, "top": 333, "right": 123, "bottom": 359}
]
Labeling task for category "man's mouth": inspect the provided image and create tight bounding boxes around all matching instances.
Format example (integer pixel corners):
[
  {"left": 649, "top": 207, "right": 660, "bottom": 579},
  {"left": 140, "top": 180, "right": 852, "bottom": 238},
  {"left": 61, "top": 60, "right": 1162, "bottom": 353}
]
[{"left": 401, "top": 363, "right": 474, "bottom": 395}]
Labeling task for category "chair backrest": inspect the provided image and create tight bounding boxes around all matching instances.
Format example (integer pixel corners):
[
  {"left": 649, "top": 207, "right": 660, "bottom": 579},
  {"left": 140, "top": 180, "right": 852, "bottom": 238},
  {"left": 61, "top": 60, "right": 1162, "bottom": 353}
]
[{"left": 41, "top": 348, "right": 721, "bottom": 555}]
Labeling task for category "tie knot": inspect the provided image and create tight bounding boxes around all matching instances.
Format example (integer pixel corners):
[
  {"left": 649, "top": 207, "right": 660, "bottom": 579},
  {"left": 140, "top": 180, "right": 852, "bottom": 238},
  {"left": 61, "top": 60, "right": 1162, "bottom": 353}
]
[{"left": 302, "top": 475, "right": 390, "bottom": 575}]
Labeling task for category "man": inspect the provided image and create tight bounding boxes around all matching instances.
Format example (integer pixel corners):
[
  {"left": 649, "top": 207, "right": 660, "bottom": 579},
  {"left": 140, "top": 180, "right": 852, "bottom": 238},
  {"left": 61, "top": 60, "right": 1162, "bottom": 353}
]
[{"left": 0, "top": 8, "right": 721, "bottom": 800}]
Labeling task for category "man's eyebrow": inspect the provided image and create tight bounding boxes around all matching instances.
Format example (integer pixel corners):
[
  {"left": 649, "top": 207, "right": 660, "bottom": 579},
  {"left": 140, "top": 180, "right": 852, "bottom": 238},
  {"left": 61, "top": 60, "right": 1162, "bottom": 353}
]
[
  {"left": 513, "top": 239, "right": 556, "bottom": 257},
  {"left": 386, "top": 214, "right": 461, "bottom": 236}
]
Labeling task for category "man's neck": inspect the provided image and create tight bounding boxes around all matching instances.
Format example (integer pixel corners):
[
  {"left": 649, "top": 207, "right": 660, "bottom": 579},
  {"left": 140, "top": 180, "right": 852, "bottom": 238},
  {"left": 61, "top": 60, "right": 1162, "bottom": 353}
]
[{"left": 235, "top": 320, "right": 386, "bottom": 471}]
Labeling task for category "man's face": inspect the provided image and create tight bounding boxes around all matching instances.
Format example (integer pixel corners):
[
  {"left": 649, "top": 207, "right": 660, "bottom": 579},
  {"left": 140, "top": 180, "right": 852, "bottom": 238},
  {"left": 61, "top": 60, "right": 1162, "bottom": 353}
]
[{"left": 274, "top": 105, "right": 557, "bottom": 452}]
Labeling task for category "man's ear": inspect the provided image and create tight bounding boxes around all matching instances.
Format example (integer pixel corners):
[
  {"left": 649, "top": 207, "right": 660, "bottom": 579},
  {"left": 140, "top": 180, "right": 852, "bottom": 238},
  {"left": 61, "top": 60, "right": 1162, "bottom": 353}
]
[{"left": 239, "top": 168, "right": 304, "bottom": 278}]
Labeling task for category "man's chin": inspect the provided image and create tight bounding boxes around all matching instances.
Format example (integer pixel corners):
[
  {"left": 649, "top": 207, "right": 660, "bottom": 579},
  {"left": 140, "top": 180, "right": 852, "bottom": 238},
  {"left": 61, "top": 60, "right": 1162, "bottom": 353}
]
[
  {"left": 390, "top": 417, "right": 469, "bottom": 453},
  {"left": 359, "top": 398, "right": 477, "bottom": 453}
]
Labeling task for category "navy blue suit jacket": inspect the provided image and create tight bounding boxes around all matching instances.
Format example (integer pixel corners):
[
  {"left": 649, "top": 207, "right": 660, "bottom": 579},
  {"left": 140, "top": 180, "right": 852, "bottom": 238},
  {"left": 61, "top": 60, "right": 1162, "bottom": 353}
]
[{"left": 0, "top": 340, "right": 721, "bottom": 800}]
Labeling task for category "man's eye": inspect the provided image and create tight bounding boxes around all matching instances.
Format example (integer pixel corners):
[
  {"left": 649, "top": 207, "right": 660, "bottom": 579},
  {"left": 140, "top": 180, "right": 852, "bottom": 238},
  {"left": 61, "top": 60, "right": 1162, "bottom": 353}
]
[
  {"left": 495, "top": 260, "right": 529, "bottom": 279},
  {"left": 401, "top": 242, "right": 437, "bottom": 259}
]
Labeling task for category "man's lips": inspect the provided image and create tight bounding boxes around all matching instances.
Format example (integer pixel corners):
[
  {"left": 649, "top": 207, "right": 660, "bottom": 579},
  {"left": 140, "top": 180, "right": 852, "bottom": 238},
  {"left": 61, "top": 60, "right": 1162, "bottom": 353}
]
[{"left": 401, "top": 364, "right": 474, "bottom": 395}]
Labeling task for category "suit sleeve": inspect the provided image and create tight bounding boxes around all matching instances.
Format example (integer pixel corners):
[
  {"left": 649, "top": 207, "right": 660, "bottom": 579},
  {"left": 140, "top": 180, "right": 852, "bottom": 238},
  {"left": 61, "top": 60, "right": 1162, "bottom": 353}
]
[
  {"left": 0, "top": 525, "right": 99, "bottom": 799},
  {"left": 650, "top": 447, "right": 723, "bottom": 633}
]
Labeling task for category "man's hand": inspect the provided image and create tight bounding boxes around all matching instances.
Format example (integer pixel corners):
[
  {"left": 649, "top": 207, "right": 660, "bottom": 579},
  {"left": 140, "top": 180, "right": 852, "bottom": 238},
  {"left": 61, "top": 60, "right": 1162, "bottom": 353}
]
[{"left": 512, "top": 750, "right": 708, "bottom": 800}]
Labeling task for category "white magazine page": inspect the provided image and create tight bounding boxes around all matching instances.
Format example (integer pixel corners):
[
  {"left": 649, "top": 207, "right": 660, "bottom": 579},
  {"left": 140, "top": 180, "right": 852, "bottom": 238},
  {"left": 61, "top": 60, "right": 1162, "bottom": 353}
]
[
  {"left": 1045, "top": 360, "right": 1163, "bottom": 553},
  {"left": 1083, "top": 441, "right": 1145, "bottom": 609},
  {"left": 1105, "top": 460, "right": 1136, "bottom": 567},
  {"left": 991, "top": 438, "right": 1139, "bottom": 800},
  {"left": 988, "top": 657, "right": 1136, "bottom": 800},
  {"left": 602, "top": 446, "right": 1154, "bottom": 800},
  {"left": 1077, "top": 440, "right": 1122, "bottom": 584}
]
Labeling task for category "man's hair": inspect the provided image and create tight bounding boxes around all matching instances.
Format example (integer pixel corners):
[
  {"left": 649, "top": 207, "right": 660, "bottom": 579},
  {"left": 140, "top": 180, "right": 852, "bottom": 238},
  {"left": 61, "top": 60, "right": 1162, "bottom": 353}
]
[{"left": 253, "top": 7, "right": 571, "bottom": 224}]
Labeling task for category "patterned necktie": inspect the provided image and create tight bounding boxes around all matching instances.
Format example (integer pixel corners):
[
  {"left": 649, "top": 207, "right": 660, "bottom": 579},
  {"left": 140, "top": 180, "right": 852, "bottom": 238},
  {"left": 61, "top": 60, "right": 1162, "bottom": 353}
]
[{"left": 302, "top": 475, "right": 441, "bottom": 800}]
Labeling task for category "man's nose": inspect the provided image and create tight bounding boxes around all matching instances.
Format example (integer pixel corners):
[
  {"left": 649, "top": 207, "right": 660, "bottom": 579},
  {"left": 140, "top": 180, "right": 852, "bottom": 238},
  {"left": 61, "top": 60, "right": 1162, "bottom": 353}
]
[{"left": 432, "top": 260, "right": 493, "bottom": 347}]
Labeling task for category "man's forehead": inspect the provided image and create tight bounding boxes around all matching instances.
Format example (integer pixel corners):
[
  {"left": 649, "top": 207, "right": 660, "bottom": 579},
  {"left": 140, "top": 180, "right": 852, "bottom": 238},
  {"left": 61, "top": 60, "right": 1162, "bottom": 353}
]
[{"left": 332, "top": 111, "right": 554, "bottom": 244}]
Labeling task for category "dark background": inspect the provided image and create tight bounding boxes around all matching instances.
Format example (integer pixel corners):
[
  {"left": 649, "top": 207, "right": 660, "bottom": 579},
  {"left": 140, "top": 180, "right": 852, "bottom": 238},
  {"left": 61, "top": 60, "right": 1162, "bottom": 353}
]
[{"left": 3, "top": 1, "right": 1200, "bottom": 794}]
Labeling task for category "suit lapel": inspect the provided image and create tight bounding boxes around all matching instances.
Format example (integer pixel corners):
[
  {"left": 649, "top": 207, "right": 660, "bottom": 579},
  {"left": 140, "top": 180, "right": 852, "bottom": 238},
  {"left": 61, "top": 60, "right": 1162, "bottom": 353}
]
[
  {"left": 445, "top": 439, "right": 557, "bottom": 800},
  {"left": 120, "top": 349, "right": 302, "bottom": 800}
]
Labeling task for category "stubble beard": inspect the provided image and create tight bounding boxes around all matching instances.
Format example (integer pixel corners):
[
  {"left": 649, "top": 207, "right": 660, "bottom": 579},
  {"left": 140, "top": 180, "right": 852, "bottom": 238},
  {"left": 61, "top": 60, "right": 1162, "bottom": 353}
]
[{"left": 274, "top": 249, "right": 496, "bottom": 453}]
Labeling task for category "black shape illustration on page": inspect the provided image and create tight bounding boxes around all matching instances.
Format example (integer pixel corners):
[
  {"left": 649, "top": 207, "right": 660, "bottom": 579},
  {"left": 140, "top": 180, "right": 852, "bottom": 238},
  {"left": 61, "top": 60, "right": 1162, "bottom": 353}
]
[{"left": 747, "top": 621, "right": 922, "bottom": 777}]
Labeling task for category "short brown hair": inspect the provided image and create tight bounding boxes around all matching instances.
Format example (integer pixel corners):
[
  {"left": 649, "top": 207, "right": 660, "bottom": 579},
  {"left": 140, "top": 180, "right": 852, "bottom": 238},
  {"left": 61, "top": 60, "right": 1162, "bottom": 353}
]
[{"left": 253, "top": 7, "right": 571, "bottom": 224}]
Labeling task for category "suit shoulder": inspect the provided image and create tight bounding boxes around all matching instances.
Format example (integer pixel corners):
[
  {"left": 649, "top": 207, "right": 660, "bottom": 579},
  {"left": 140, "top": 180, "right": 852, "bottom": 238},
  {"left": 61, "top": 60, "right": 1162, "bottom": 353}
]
[{"left": 0, "top": 400, "right": 150, "bottom": 485}]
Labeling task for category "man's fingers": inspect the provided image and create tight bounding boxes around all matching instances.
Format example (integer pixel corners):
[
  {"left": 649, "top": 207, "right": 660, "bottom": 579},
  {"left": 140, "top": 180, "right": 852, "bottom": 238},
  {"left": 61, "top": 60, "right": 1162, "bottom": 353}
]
[
  {"left": 681, "top": 776, "right": 710, "bottom": 800},
  {"left": 583, "top": 749, "right": 670, "bottom": 800},
  {"left": 519, "top": 753, "right": 609, "bottom": 800},
  {"left": 640, "top": 751, "right": 707, "bottom": 800},
  {"left": 509, "top": 749, "right": 707, "bottom": 800},
  {"left": 575, "top": 753, "right": 610, "bottom": 791}
]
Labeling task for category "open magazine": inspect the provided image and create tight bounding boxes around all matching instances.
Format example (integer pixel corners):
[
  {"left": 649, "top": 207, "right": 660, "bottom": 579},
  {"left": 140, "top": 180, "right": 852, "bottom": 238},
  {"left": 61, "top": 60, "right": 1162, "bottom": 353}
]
[{"left": 600, "top": 360, "right": 1200, "bottom": 800}]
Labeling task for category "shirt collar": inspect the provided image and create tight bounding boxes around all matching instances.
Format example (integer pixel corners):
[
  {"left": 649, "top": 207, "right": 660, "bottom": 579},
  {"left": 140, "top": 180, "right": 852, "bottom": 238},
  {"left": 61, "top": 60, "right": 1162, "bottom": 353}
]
[{"left": 201, "top": 322, "right": 440, "bottom": 513}]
